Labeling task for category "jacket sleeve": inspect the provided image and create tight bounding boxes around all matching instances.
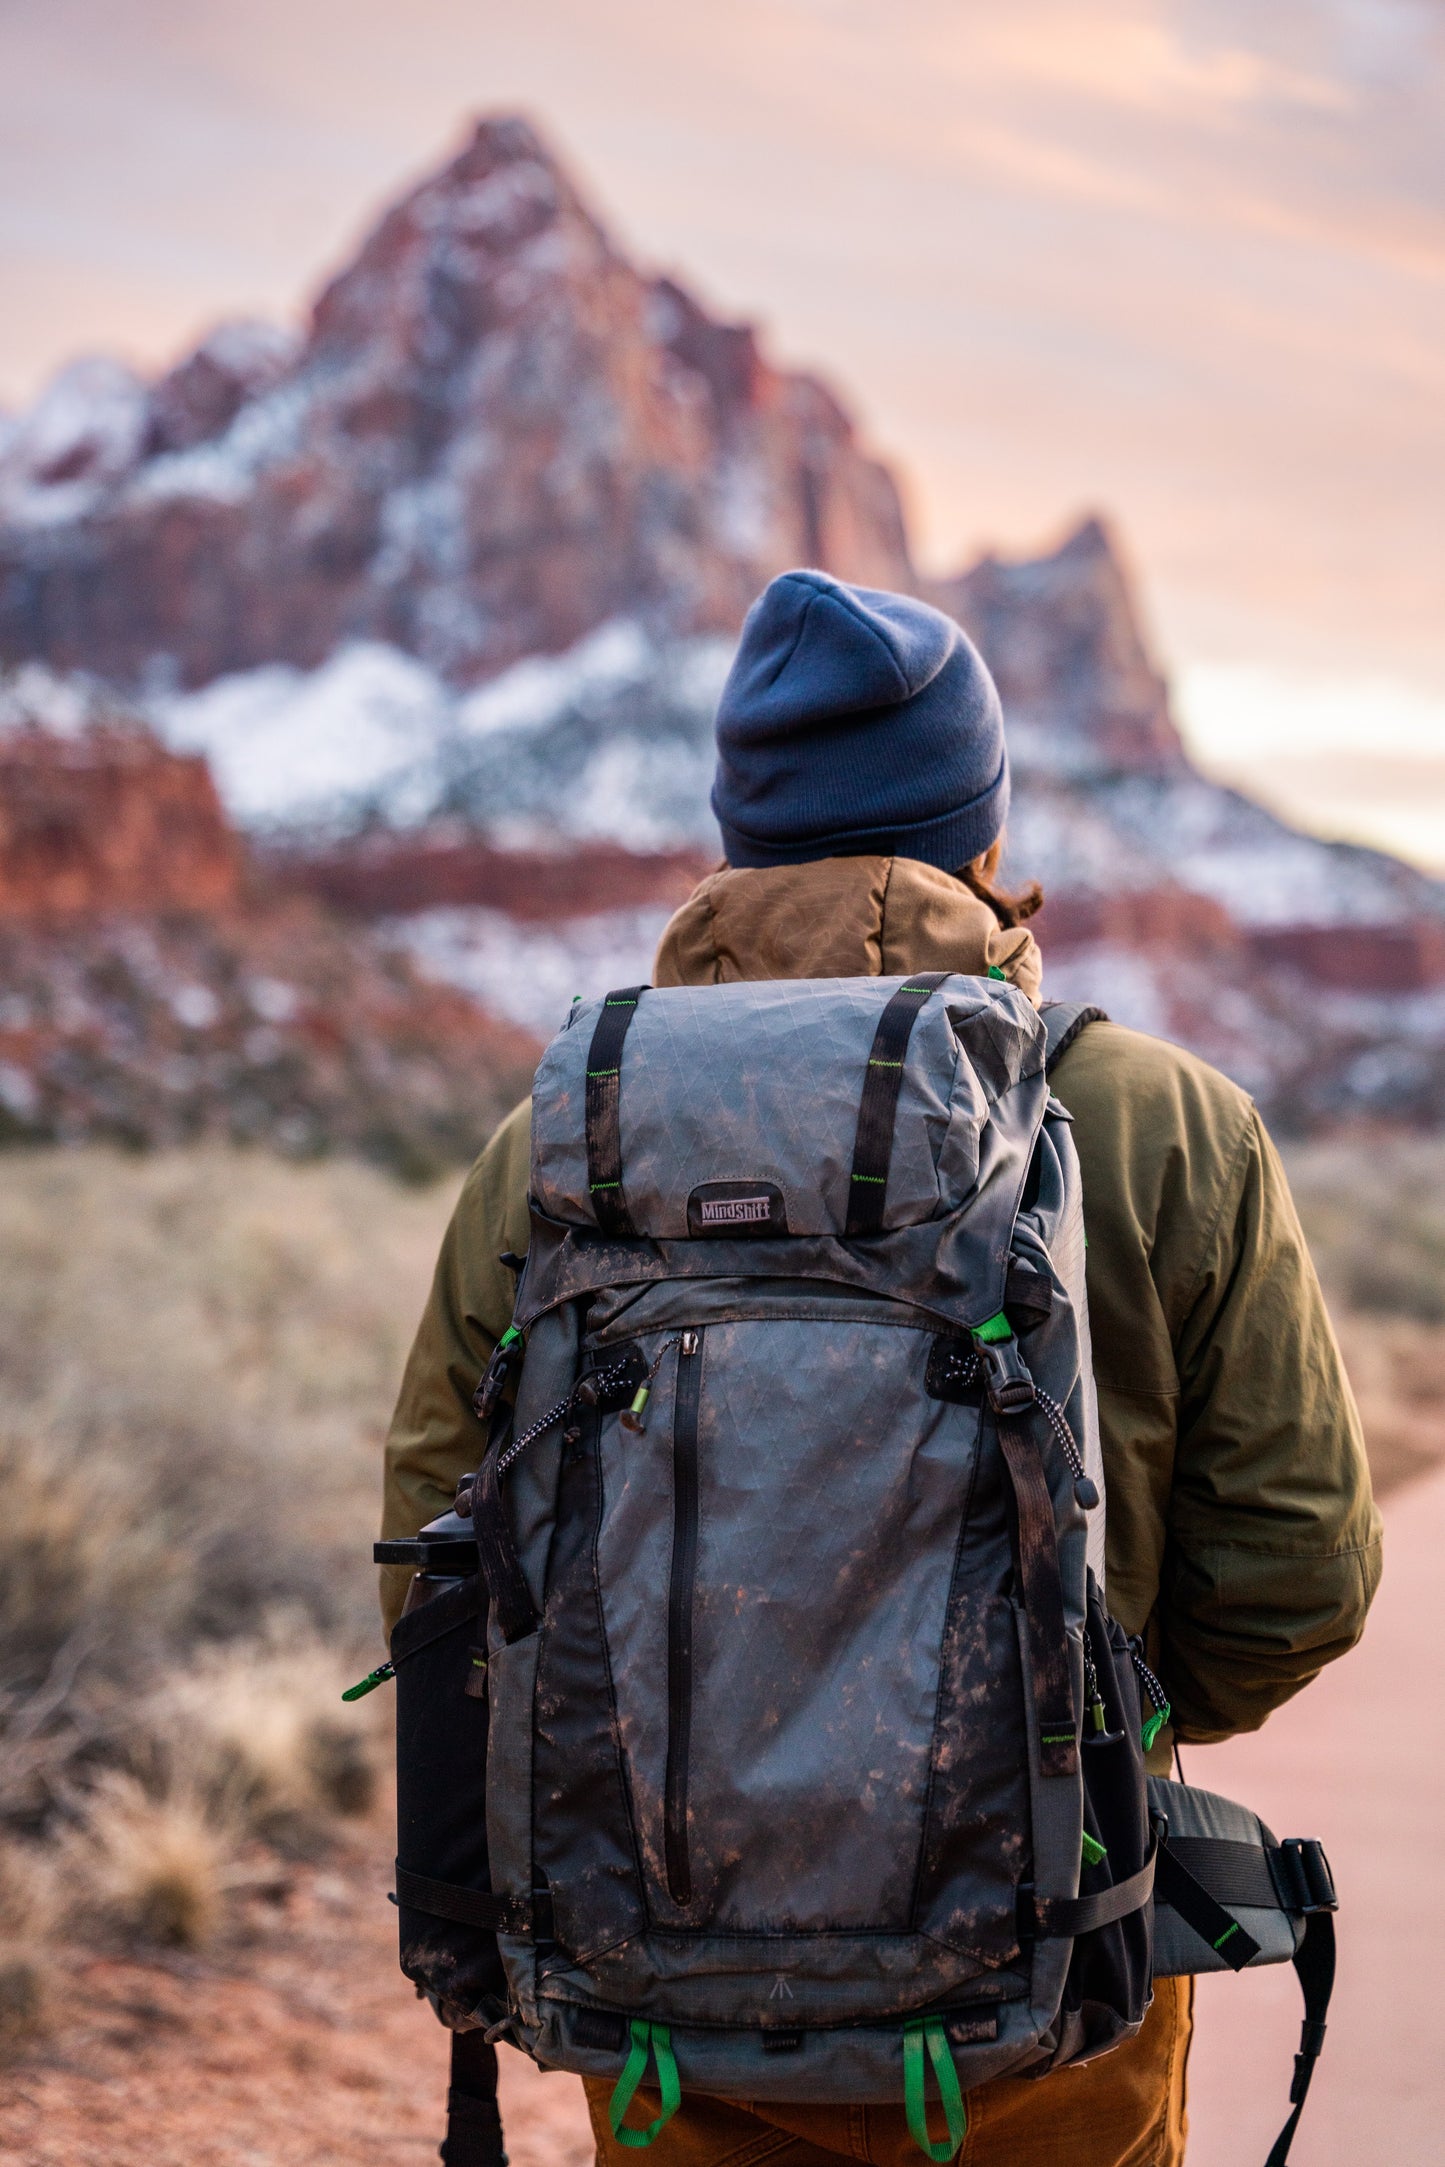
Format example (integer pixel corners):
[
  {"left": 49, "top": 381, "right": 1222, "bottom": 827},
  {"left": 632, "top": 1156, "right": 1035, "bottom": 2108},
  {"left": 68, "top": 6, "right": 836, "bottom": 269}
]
[
  {"left": 378, "top": 1099, "right": 532, "bottom": 1639},
  {"left": 1161, "top": 1108, "right": 1383, "bottom": 1741}
]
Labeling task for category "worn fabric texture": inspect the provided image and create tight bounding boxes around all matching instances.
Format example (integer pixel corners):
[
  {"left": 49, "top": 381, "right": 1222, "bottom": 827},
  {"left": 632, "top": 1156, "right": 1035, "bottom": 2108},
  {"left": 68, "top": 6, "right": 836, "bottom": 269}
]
[
  {"left": 583, "top": 1977, "right": 1192, "bottom": 2166},
  {"left": 652, "top": 857, "right": 1041, "bottom": 1005}
]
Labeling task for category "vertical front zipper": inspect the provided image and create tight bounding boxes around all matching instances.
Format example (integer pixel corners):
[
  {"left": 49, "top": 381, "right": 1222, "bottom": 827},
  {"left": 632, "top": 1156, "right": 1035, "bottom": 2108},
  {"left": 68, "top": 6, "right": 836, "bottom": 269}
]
[{"left": 664, "top": 1328, "right": 702, "bottom": 1906}]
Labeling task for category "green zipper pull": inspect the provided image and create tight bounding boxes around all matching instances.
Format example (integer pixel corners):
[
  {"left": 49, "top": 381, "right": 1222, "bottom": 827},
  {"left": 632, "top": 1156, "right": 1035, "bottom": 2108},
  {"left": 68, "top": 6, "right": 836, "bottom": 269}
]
[
  {"left": 1082, "top": 1829, "right": 1108, "bottom": 1868},
  {"left": 341, "top": 1661, "right": 395, "bottom": 1702},
  {"left": 620, "top": 1385, "right": 651, "bottom": 1435}
]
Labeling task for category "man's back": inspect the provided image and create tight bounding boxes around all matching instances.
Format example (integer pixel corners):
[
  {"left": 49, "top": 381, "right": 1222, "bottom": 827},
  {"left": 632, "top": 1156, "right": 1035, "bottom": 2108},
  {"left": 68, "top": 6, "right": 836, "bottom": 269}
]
[
  {"left": 382, "top": 852, "right": 1378, "bottom": 1743},
  {"left": 380, "top": 852, "right": 1377, "bottom": 2167}
]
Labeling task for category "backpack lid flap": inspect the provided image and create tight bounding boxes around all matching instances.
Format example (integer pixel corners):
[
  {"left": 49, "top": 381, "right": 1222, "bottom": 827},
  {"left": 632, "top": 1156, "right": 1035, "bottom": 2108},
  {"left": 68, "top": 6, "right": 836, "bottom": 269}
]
[{"left": 530, "top": 976, "right": 1046, "bottom": 1241}]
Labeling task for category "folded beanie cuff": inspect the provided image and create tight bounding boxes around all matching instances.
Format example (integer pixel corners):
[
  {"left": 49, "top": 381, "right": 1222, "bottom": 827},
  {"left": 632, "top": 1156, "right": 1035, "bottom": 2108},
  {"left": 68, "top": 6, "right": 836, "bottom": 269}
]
[{"left": 716, "top": 760, "right": 1009, "bottom": 873}]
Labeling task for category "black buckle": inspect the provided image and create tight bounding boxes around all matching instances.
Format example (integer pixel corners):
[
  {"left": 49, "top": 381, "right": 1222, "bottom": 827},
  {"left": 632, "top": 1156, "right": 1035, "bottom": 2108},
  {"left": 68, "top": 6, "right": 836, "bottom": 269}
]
[
  {"left": 472, "top": 1341, "right": 515, "bottom": 1421},
  {"left": 1272, "top": 1839, "right": 1337, "bottom": 1914},
  {"left": 973, "top": 1332, "right": 1037, "bottom": 1415}
]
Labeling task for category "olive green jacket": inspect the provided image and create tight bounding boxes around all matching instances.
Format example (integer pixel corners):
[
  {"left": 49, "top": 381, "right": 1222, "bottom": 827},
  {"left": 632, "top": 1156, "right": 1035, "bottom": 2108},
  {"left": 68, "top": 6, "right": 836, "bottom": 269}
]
[{"left": 380, "top": 855, "right": 1381, "bottom": 1754}]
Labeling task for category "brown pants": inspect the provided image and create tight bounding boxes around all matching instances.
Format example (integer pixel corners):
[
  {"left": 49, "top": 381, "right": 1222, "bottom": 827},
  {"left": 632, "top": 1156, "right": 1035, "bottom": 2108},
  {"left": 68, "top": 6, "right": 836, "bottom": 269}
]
[{"left": 586, "top": 1976, "right": 1192, "bottom": 2167}]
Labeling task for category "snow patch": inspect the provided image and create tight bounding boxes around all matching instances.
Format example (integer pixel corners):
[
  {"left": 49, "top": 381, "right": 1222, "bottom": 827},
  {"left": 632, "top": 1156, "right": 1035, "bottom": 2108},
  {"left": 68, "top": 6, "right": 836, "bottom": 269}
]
[
  {"left": 0, "top": 663, "right": 98, "bottom": 737},
  {"left": 454, "top": 621, "right": 657, "bottom": 740},
  {"left": 153, "top": 642, "right": 450, "bottom": 827},
  {"left": 388, "top": 905, "right": 673, "bottom": 1035},
  {"left": 150, "top": 622, "right": 732, "bottom": 847},
  {"left": 0, "top": 357, "right": 150, "bottom": 525},
  {"left": 133, "top": 374, "right": 314, "bottom": 505}
]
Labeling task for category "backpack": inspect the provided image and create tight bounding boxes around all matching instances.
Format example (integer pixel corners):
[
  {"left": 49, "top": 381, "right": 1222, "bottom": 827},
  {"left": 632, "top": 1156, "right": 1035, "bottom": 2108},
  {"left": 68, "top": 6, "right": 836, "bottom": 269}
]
[{"left": 365, "top": 976, "right": 1338, "bottom": 2166}]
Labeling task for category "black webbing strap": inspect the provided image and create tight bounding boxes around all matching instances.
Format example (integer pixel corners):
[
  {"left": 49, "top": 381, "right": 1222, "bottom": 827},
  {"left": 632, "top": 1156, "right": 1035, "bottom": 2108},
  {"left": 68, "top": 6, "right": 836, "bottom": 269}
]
[
  {"left": 845, "top": 973, "right": 949, "bottom": 1236},
  {"left": 1264, "top": 1909, "right": 1335, "bottom": 2167},
  {"left": 1163, "top": 1836, "right": 1281, "bottom": 1913},
  {"left": 442, "top": 2029, "right": 507, "bottom": 2167},
  {"left": 585, "top": 986, "right": 648, "bottom": 1236},
  {"left": 394, "top": 1865, "right": 533, "bottom": 1936},
  {"left": 1154, "top": 1839, "right": 1261, "bottom": 1971},
  {"left": 473, "top": 1416, "right": 539, "bottom": 1646},
  {"left": 1030, "top": 1847, "right": 1157, "bottom": 1939},
  {"left": 996, "top": 1414, "right": 1077, "bottom": 1778}
]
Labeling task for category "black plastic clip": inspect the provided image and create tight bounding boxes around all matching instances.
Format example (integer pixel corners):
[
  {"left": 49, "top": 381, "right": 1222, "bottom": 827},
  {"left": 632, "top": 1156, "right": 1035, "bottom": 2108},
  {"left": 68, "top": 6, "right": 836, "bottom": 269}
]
[
  {"left": 472, "top": 1325, "right": 522, "bottom": 1422},
  {"left": 1273, "top": 1839, "right": 1338, "bottom": 1915},
  {"left": 971, "top": 1327, "right": 1037, "bottom": 1415}
]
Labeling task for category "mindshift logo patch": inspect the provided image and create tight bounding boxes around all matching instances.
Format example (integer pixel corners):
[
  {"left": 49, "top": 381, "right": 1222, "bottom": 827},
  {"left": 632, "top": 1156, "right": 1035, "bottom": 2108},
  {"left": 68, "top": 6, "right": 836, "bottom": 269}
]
[{"left": 699, "top": 1194, "right": 772, "bottom": 1226}]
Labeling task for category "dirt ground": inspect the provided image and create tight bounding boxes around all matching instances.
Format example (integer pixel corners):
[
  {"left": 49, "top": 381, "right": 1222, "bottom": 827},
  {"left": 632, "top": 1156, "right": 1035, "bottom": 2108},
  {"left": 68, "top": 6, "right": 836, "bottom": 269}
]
[{"left": 0, "top": 1822, "right": 594, "bottom": 2167}]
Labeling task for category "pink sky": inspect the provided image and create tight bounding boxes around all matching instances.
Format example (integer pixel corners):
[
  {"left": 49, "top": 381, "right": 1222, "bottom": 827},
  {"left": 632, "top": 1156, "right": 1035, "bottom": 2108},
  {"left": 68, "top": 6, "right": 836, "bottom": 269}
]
[{"left": 1, "top": 0, "right": 1442, "bottom": 864}]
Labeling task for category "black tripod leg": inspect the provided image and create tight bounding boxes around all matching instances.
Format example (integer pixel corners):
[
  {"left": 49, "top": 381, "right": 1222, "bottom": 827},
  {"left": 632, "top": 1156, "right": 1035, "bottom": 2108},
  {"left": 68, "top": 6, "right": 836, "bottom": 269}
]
[{"left": 440, "top": 2030, "right": 507, "bottom": 2167}]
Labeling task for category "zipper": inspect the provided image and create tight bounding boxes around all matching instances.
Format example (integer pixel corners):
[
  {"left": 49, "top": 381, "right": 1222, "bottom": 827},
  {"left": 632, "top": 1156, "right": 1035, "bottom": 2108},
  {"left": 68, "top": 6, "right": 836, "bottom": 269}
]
[{"left": 664, "top": 1327, "right": 703, "bottom": 1906}]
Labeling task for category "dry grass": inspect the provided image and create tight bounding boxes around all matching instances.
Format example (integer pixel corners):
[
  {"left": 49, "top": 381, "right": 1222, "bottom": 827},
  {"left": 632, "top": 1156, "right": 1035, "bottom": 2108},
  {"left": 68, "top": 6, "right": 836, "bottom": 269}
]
[
  {"left": 1283, "top": 1134, "right": 1445, "bottom": 1494},
  {"left": 148, "top": 1619, "right": 382, "bottom": 1837},
  {"left": 1283, "top": 1131, "right": 1445, "bottom": 1323},
  {"left": 0, "top": 1145, "right": 454, "bottom": 1684},
  {"left": 0, "top": 1841, "right": 57, "bottom": 2056},
  {"left": 72, "top": 1770, "right": 238, "bottom": 1949},
  {"left": 0, "top": 1144, "right": 461, "bottom": 1988}
]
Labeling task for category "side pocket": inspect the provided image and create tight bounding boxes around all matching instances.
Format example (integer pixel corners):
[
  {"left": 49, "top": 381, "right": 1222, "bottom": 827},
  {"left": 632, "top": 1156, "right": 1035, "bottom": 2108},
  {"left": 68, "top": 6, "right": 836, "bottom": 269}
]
[
  {"left": 392, "top": 1575, "right": 506, "bottom": 2029},
  {"left": 915, "top": 1590, "right": 1031, "bottom": 1967},
  {"left": 1064, "top": 1575, "right": 1154, "bottom": 2047},
  {"left": 531, "top": 1406, "right": 647, "bottom": 1964}
]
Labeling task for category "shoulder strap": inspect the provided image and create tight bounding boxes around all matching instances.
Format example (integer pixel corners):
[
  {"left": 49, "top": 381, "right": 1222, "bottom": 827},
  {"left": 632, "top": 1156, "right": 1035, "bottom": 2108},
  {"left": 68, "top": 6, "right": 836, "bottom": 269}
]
[
  {"left": 846, "top": 973, "right": 949, "bottom": 1237},
  {"left": 1039, "top": 1000, "right": 1109, "bottom": 1074},
  {"left": 584, "top": 986, "right": 649, "bottom": 1236}
]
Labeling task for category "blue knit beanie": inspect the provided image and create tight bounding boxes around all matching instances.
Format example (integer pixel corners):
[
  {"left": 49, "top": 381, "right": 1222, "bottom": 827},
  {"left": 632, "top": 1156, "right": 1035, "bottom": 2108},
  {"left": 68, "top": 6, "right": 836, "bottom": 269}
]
[{"left": 711, "top": 570, "right": 1008, "bottom": 871}]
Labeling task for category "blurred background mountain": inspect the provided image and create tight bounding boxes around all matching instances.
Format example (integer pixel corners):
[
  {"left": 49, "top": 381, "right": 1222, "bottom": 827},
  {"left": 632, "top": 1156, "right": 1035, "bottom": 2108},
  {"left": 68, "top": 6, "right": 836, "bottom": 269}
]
[{"left": 1, "top": 114, "right": 1442, "bottom": 1160}]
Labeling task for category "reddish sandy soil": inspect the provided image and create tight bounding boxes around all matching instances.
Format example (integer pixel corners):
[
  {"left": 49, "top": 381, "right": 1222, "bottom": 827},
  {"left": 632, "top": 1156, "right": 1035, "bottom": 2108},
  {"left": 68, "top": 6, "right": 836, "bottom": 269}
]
[
  {"left": 4, "top": 1468, "right": 1438, "bottom": 2167},
  {"left": 0, "top": 1827, "right": 593, "bottom": 2167}
]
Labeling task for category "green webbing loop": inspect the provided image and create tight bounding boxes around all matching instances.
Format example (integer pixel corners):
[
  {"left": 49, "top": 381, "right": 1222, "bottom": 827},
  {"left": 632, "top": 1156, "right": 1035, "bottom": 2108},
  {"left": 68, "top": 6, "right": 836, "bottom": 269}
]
[
  {"left": 903, "top": 2017, "right": 967, "bottom": 2161},
  {"left": 971, "top": 1311, "right": 1013, "bottom": 1346},
  {"left": 608, "top": 2019, "right": 681, "bottom": 2148},
  {"left": 1141, "top": 1698, "right": 1172, "bottom": 1753}
]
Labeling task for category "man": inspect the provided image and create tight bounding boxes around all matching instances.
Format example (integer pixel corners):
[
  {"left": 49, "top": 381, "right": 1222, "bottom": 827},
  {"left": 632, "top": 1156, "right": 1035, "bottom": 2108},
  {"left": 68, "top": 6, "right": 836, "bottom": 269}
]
[{"left": 382, "top": 570, "right": 1380, "bottom": 2164}]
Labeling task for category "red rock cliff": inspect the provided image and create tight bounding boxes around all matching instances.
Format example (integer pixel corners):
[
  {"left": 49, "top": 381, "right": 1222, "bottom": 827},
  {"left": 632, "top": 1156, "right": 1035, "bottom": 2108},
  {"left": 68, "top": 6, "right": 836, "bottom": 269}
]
[{"left": 0, "top": 724, "right": 241, "bottom": 918}]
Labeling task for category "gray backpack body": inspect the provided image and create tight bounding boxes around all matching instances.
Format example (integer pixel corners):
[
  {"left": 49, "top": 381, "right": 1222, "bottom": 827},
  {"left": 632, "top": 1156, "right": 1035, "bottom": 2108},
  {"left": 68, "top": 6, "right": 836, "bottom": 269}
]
[{"left": 375, "top": 975, "right": 1337, "bottom": 2164}]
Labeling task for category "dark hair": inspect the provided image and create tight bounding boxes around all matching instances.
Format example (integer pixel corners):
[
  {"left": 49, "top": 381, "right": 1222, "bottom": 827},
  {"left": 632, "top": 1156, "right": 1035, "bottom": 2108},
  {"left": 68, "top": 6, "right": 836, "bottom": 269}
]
[{"left": 955, "top": 859, "right": 1044, "bottom": 930}]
